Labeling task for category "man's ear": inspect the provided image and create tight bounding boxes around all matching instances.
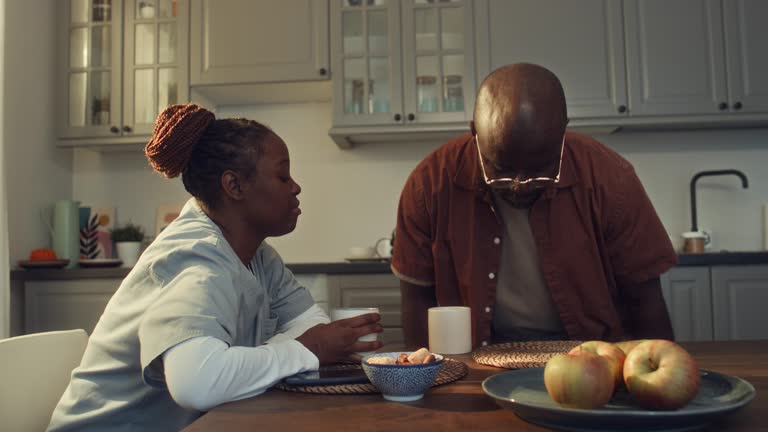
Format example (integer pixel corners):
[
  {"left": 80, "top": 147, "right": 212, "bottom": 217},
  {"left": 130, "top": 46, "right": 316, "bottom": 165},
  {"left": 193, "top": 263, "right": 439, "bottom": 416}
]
[{"left": 220, "top": 170, "right": 244, "bottom": 201}]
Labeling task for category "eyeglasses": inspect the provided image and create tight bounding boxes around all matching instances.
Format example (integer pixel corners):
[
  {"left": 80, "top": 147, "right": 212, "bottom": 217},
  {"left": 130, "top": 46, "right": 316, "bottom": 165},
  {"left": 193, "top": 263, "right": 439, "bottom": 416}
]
[{"left": 475, "top": 134, "right": 565, "bottom": 190}]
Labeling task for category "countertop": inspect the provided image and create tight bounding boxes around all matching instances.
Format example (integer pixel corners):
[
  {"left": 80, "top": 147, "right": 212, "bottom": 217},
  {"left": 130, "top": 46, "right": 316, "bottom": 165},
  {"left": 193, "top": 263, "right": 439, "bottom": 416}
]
[
  {"left": 10, "top": 261, "right": 393, "bottom": 281},
  {"left": 10, "top": 252, "right": 768, "bottom": 281},
  {"left": 676, "top": 251, "right": 768, "bottom": 266}
]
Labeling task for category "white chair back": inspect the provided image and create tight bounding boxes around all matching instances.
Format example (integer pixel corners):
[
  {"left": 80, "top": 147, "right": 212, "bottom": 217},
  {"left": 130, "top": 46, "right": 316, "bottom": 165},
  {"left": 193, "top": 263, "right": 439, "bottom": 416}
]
[{"left": 0, "top": 329, "right": 88, "bottom": 432}]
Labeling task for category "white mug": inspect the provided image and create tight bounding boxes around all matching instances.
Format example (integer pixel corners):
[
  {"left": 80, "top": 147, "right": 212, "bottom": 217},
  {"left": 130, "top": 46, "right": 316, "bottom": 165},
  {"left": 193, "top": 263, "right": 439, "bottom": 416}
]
[
  {"left": 428, "top": 306, "right": 472, "bottom": 354},
  {"left": 330, "top": 307, "right": 380, "bottom": 356}
]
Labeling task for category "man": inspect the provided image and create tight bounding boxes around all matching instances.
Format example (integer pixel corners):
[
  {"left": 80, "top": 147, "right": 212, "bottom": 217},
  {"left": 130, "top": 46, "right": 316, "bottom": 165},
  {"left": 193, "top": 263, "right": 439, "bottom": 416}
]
[{"left": 391, "top": 63, "right": 676, "bottom": 349}]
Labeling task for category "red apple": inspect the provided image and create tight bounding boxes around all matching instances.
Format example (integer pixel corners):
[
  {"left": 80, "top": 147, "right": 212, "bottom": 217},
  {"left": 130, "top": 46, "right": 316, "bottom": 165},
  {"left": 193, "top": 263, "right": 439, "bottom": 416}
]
[
  {"left": 623, "top": 340, "right": 700, "bottom": 410},
  {"left": 614, "top": 339, "right": 647, "bottom": 356},
  {"left": 569, "top": 341, "right": 626, "bottom": 389},
  {"left": 544, "top": 351, "right": 615, "bottom": 409}
]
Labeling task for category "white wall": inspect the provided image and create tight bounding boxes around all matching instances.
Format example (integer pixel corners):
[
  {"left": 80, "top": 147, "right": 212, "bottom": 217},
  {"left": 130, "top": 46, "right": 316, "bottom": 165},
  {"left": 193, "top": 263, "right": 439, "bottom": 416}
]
[
  {"left": 72, "top": 102, "right": 768, "bottom": 262},
  {"left": 0, "top": 0, "right": 9, "bottom": 338},
  {"left": 4, "top": 0, "right": 71, "bottom": 265}
]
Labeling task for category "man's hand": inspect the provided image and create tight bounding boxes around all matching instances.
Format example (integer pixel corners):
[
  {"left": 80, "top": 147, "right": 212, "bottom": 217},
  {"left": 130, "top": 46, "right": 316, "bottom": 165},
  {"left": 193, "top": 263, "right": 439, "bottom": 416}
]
[{"left": 296, "top": 313, "right": 383, "bottom": 364}]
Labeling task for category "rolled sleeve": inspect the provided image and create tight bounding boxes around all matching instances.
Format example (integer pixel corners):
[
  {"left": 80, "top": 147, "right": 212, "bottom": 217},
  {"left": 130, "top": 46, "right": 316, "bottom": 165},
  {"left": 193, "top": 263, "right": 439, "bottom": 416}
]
[
  {"left": 606, "top": 166, "right": 678, "bottom": 286},
  {"left": 140, "top": 243, "right": 239, "bottom": 388},
  {"left": 391, "top": 170, "right": 435, "bottom": 286}
]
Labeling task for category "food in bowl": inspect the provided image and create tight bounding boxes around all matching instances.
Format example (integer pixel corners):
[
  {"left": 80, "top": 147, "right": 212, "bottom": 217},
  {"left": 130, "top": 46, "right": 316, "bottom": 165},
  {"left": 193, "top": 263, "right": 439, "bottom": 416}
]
[
  {"left": 362, "top": 349, "right": 445, "bottom": 402},
  {"left": 367, "top": 347, "right": 437, "bottom": 366}
]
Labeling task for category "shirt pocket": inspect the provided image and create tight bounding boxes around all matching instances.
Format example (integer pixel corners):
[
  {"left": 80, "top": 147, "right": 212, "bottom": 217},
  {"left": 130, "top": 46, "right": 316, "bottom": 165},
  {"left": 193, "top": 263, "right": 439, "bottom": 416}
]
[{"left": 259, "top": 312, "right": 279, "bottom": 344}]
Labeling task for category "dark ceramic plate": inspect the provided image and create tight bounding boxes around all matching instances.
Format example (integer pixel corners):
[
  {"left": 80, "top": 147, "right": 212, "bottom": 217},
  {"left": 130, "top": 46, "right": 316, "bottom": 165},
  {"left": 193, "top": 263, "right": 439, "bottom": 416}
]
[
  {"left": 18, "top": 259, "right": 69, "bottom": 269},
  {"left": 482, "top": 368, "right": 755, "bottom": 432}
]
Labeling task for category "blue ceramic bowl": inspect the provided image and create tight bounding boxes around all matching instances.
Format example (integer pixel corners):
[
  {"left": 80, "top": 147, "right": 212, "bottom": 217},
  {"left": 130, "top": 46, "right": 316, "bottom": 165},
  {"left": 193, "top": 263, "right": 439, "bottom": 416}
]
[{"left": 361, "top": 352, "right": 444, "bottom": 402}]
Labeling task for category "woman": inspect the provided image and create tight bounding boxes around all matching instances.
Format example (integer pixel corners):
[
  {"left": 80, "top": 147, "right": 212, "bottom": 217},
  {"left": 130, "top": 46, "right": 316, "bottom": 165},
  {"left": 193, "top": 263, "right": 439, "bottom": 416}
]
[{"left": 48, "top": 104, "right": 382, "bottom": 431}]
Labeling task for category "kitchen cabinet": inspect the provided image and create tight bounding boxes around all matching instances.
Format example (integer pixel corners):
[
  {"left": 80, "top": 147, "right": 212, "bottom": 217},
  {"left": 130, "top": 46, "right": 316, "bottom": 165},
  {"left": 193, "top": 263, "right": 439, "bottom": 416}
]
[
  {"left": 57, "top": 0, "right": 189, "bottom": 145},
  {"left": 723, "top": 0, "right": 768, "bottom": 114},
  {"left": 329, "top": 0, "right": 476, "bottom": 147},
  {"left": 25, "top": 279, "right": 121, "bottom": 334},
  {"left": 474, "top": 0, "right": 628, "bottom": 119},
  {"left": 624, "top": 0, "right": 768, "bottom": 117},
  {"left": 660, "top": 264, "right": 768, "bottom": 342},
  {"left": 660, "top": 267, "right": 713, "bottom": 341},
  {"left": 624, "top": 0, "right": 727, "bottom": 116},
  {"left": 331, "top": 274, "right": 403, "bottom": 345},
  {"left": 190, "top": 0, "right": 329, "bottom": 86},
  {"left": 294, "top": 274, "right": 331, "bottom": 315},
  {"left": 711, "top": 266, "right": 768, "bottom": 341}
]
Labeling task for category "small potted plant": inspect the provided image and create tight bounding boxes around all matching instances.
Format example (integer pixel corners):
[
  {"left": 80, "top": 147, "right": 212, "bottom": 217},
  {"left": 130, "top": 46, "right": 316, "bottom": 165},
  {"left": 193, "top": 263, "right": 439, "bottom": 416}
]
[{"left": 110, "top": 222, "right": 145, "bottom": 268}]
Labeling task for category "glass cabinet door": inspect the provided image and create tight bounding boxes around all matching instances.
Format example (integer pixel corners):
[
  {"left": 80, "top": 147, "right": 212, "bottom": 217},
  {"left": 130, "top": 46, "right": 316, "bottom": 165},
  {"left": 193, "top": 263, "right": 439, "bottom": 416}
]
[
  {"left": 123, "top": 0, "right": 188, "bottom": 136},
  {"left": 61, "top": 0, "right": 123, "bottom": 138},
  {"left": 332, "top": 0, "right": 404, "bottom": 126},
  {"left": 401, "top": 0, "right": 474, "bottom": 124}
]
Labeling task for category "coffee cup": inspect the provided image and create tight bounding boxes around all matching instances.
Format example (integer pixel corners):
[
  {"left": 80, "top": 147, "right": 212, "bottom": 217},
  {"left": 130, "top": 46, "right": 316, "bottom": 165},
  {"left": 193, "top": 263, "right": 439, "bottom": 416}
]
[
  {"left": 682, "top": 231, "right": 709, "bottom": 254},
  {"left": 331, "top": 307, "right": 381, "bottom": 356},
  {"left": 428, "top": 306, "right": 472, "bottom": 354}
]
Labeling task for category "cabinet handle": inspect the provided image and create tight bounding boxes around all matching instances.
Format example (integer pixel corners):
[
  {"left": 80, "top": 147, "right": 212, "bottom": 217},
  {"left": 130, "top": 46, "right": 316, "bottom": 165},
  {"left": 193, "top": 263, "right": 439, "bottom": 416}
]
[
  {"left": 617, "top": 105, "right": 627, "bottom": 113},
  {"left": 734, "top": 102, "right": 743, "bottom": 110},
  {"left": 407, "top": 113, "right": 416, "bottom": 121},
  {"left": 394, "top": 113, "right": 401, "bottom": 121},
  {"left": 110, "top": 126, "right": 120, "bottom": 134},
  {"left": 718, "top": 102, "right": 728, "bottom": 110},
  {"left": 319, "top": 68, "right": 327, "bottom": 76},
  {"left": 122, "top": 125, "right": 132, "bottom": 133}
]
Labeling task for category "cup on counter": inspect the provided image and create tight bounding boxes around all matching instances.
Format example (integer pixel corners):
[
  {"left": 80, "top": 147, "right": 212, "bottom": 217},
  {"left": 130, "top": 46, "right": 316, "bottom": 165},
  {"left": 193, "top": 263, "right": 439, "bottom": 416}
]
[
  {"left": 428, "top": 306, "right": 472, "bottom": 355},
  {"left": 331, "top": 307, "right": 381, "bottom": 356},
  {"left": 682, "top": 231, "right": 709, "bottom": 254}
]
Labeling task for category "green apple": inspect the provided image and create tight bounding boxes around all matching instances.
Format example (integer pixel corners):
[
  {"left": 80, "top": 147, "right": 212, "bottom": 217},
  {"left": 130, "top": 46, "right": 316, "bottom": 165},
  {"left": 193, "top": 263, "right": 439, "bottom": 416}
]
[
  {"left": 569, "top": 341, "right": 626, "bottom": 389},
  {"left": 623, "top": 339, "right": 701, "bottom": 410},
  {"left": 544, "top": 351, "right": 614, "bottom": 409}
]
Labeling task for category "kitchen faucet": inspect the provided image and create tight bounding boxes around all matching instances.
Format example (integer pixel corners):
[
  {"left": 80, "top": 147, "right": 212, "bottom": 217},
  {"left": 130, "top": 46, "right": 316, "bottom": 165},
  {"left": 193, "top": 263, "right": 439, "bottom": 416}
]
[{"left": 690, "top": 169, "right": 749, "bottom": 232}]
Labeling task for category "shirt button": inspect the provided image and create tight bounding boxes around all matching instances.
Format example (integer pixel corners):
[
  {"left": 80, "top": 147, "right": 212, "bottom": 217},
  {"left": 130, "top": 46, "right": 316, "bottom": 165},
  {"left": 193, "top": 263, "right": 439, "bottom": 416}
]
[
  {"left": 488, "top": 272, "right": 495, "bottom": 280},
  {"left": 485, "top": 306, "right": 491, "bottom": 313},
  {"left": 493, "top": 237, "right": 500, "bottom": 245},
  {"left": 481, "top": 341, "right": 488, "bottom": 347}
]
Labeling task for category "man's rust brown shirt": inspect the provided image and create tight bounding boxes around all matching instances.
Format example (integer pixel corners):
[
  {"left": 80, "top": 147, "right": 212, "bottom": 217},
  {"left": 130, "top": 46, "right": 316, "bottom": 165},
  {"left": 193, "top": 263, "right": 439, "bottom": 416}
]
[{"left": 391, "top": 132, "right": 677, "bottom": 347}]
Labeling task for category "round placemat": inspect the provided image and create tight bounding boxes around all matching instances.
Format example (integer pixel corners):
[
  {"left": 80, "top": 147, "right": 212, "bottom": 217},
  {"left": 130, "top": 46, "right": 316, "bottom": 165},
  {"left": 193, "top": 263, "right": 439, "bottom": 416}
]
[
  {"left": 473, "top": 340, "right": 583, "bottom": 369},
  {"left": 274, "top": 358, "right": 468, "bottom": 395}
]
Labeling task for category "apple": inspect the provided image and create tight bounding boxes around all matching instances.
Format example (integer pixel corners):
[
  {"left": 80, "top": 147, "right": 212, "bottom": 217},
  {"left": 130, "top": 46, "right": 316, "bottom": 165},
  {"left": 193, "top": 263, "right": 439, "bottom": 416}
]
[
  {"left": 569, "top": 341, "right": 626, "bottom": 389},
  {"left": 623, "top": 339, "right": 700, "bottom": 410},
  {"left": 614, "top": 339, "right": 647, "bottom": 356},
  {"left": 544, "top": 351, "right": 615, "bottom": 409}
]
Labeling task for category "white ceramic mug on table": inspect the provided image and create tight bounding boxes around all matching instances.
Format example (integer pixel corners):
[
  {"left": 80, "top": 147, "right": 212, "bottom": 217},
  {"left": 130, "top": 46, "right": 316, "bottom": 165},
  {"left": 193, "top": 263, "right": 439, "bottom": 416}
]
[
  {"left": 330, "top": 307, "right": 380, "bottom": 356},
  {"left": 428, "top": 306, "right": 472, "bottom": 355}
]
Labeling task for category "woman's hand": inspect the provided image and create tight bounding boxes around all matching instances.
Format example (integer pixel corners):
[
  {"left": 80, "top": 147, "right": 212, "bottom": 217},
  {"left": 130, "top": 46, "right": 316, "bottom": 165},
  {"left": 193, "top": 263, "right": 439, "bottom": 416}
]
[{"left": 296, "top": 313, "right": 383, "bottom": 364}]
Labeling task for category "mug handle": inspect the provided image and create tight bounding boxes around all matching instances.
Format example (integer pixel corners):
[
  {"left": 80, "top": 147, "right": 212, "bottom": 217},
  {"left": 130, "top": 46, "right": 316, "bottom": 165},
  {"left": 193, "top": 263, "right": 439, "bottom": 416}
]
[
  {"left": 39, "top": 208, "right": 55, "bottom": 238},
  {"left": 374, "top": 237, "right": 391, "bottom": 258}
]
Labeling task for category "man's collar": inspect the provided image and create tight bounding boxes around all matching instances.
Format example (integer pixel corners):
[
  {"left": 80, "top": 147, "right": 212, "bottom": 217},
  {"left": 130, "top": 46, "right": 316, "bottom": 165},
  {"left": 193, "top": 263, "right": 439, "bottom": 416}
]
[{"left": 452, "top": 132, "right": 579, "bottom": 195}]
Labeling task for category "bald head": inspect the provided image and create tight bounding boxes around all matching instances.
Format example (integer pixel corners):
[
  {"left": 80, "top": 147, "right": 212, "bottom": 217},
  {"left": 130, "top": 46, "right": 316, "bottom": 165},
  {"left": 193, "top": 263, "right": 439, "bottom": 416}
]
[{"left": 472, "top": 63, "right": 567, "bottom": 174}]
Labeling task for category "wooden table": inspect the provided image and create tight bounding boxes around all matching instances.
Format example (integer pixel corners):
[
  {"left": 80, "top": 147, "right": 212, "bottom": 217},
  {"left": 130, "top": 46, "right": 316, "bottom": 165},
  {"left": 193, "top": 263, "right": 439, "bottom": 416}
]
[{"left": 184, "top": 341, "right": 767, "bottom": 431}]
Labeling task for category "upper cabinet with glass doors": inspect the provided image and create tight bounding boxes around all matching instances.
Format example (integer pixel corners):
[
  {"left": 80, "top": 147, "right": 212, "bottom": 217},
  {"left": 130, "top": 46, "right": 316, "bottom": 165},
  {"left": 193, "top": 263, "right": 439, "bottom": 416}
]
[
  {"left": 58, "top": 0, "right": 189, "bottom": 144},
  {"left": 331, "top": 0, "right": 475, "bottom": 130}
]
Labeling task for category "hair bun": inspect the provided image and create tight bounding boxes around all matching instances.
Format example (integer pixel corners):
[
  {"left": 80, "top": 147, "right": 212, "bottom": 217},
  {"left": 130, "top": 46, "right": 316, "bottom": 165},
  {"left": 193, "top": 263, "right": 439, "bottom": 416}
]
[{"left": 145, "top": 104, "right": 215, "bottom": 178}]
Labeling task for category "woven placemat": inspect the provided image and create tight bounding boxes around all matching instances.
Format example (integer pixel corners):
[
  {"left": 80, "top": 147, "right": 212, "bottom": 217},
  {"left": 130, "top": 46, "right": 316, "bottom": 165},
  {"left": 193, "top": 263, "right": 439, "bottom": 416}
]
[
  {"left": 274, "top": 358, "right": 468, "bottom": 395},
  {"left": 472, "top": 340, "right": 583, "bottom": 369}
]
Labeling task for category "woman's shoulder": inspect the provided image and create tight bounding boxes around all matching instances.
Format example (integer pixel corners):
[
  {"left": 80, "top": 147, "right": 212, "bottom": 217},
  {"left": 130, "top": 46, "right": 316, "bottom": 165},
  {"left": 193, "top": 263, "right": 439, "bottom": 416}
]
[{"left": 142, "top": 213, "right": 240, "bottom": 280}]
